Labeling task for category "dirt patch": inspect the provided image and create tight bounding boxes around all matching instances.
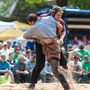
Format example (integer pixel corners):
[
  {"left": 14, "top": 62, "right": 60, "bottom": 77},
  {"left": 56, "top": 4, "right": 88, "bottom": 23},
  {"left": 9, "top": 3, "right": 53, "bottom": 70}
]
[{"left": 0, "top": 83, "right": 90, "bottom": 90}]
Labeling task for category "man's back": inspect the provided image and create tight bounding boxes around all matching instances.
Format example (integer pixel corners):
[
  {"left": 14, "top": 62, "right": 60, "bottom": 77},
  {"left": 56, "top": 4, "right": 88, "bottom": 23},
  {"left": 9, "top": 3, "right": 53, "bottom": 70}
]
[{"left": 24, "top": 16, "right": 60, "bottom": 39}]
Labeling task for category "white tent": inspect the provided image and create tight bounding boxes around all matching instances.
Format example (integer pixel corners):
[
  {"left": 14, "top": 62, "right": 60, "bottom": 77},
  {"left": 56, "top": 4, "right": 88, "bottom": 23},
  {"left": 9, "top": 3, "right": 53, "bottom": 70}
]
[{"left": 0, "top": 21, "right": 16, "bottom": 32}]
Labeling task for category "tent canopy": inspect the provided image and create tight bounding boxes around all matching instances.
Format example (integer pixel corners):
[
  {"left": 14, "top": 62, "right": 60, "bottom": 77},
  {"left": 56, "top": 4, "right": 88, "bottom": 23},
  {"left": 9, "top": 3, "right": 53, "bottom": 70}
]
[{"left": 0, "top": 21, "right": 30, "bottom": 41}]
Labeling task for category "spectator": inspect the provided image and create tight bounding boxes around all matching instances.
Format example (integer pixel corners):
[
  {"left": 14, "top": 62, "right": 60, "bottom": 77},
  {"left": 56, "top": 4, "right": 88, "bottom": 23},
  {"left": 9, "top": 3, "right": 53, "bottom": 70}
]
[
  {"left": 71, "top": 36, "right": 79, "bottom": 45},
  {"left": 81, "top": 55, "right": 90, "bottom": 83},
  {"left": 0, "top": 55, "right": 14, "bottom": 83},
  {"left": 0, "top": 42, "right": 11, "bottom": 60},
  {"left": 42, "top": 61, "right": 55, "bottom": 83},
  {"left": 18, "top": 41, "right": 26, "bottom": 54},
  {"left": 69, "top": 56, "right": 82, "bottom": 83},
  {"left": 7, "top": 53, "right": 14, "bottom": 70},
  {"left": 75, "top": 45, "right": 90, "bottom": 61},
  {"left": 7, "top": 41, "right": 14, "bottom": 53},
  {"left": 26, "top": 55, "right": 36, "bottom": 80},
  {"left": 26, "top": 49, "right": 32, "bottom": 59},
  {"left": 13, "top": 49, "right": 20, "bottom": 63},
  {"left": 75, "top": 52, "right": 82, "bottom": 61},
  {"left": 13, "top": 55, "right": 29, "bottom": 83},
  {"left": 81, "top": 36, "right": 89, "bottom": 45},
  {"left": 68, "top": 51, "right": 74, "bottom": 61},
  {"left": 68, "top": 45, "right": 73, "bottom": 52}
]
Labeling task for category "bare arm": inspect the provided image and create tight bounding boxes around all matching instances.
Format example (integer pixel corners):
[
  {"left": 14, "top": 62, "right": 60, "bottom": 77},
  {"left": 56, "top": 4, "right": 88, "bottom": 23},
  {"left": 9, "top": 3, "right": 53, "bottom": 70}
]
[
  {"left": 16, "top": 70, "right": 25, "bottom": 74},
  {"left": 27, "top": 68, "right": 32, "bottom": 73},
  {"left": 57, "top": 24, "right": 63, "bottom": 34},
  {"left": 0, "top": 70, "right": 8, "bottom": 73}
]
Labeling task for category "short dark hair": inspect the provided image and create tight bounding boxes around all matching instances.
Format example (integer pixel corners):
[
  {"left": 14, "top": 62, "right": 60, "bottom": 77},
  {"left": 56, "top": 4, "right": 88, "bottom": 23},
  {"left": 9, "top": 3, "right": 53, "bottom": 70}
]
[
  {"left": 27, "top": 13, "right": 38, "bottom": 23},
  {"left": 15, "top": 49, "right": 19, "bottom": 52}
]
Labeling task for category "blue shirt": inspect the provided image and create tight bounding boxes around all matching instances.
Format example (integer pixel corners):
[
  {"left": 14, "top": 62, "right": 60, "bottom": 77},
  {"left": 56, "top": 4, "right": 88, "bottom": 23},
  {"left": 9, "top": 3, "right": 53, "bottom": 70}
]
[
  {"left": 42, "top": 61, "right": 52, "bottom": 75},
  {"left": 0, "top": 60, "right": 11, "bottom": 75},
  {"left": 24, "top": 16, "right": 60, "bottom": 39},
  {"left": 26, "top": 59, "right": 36, "bottom": 71}
]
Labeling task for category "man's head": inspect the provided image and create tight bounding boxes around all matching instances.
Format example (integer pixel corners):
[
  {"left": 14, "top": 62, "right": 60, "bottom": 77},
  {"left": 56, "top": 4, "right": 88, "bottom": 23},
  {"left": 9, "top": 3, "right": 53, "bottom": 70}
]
[
  {"left": 84, "top": 55, "right": 89, "bottom": 63},
  {"left": 27, "top": 13, "right": 38, "bottom": 25},
  {"left": 9, "top": 53, "right": 13, "bottom": 60},
  {"left": 52, "top": 6, "right": 63, "bottom": 21},
  {"left": 19, "top": 55, "right": 27, "bottom": 63},
  {"left": 79, "top": 45, "right": 84, "bottom": 51},
  {"left": 76, "top": 52, "right": 82, "bottom": 59},
  {"left": 18, "top": 40, "right": 22, "bottom": 47},
  {"left": 26, "top": 49, "right": 32, "bottom": 58},
  {"left": 68, "top": 45, "right": 73, "bottom": 51},
  {"left": 1, "top": 55, "right": 6, "bottom": 64},
  {"left": 7, "top": 41, "right": 12, "bottom": 48},
  {"left": 14, "top": 49, "right": 20, "bottom": 56},
  {"left": 73, "top": 56, "right": 79, "bottom": 64},
  {"left": 3, "top": 42, "right": 8, "bottom": 49}
]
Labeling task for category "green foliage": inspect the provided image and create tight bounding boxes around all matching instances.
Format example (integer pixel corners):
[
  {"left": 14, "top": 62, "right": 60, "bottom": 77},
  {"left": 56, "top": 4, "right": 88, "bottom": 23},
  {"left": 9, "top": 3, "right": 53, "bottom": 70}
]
[
  {"left": 0, "top": 0, "right": 51, "bottom": 22},
  {"left": 0, "top": 0, "right": 17, "bottom": 13},
  {"left": 68, "top": 0, "right": 90, "bottom": 9},
  {"left": 25, "top": 0, "right": 49, "bottom": 7}
]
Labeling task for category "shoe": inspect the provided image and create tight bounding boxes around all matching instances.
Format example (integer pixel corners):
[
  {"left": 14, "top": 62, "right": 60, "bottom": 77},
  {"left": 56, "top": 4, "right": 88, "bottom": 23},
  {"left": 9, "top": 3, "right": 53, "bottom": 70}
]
[{"left": 28, "top": 83, "right": 35, "bottom": 89}]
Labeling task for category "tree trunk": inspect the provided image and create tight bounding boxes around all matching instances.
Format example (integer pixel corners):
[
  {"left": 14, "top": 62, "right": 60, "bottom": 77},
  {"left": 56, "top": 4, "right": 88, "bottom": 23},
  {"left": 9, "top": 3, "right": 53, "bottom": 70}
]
[{"left": 56, "top": 0, "right": 67, "bottom": 7}]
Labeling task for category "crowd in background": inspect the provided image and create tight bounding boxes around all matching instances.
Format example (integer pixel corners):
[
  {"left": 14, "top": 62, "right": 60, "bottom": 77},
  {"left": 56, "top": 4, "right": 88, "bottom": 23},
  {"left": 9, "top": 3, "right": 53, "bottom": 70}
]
[
  {"left": 0, "top": 36, "right": 90, "bottom": 84},
  {"left": 69, "top": 36, "right": 90, "bottom": 45}
]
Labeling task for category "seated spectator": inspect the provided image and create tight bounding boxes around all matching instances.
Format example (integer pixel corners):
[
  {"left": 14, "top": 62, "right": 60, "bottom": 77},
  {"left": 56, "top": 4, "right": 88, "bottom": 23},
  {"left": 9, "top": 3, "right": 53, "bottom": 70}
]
[
  {"left": 26, "top": 55, "right": 36, "bottom": 80},
  {"left": 81, "top": 36, "right": 89, "bottom": 45},
  {"left": 26, "top": 49, "right": 32, "bottom": 59},
  {"left": 0, "top": 55, "right": 14, "bottom": 83},
  {"left": 68, "top": 45, "right": 73, "bottom": 52},
  {"left": 0, "top": 42, "right": 11, "bottom": 60},
  {"left": 18, "top": 41, "right": 26, "bottom": 54},
  {"left": 7, "top": 41, "right": 14, "bottom": 53},
  {"left": 42, "top": 61, "right": 56, "bottom": 83},
  {"left": 69, "top": 56, "right": 82, "bottom": 83},
  {"left": 81, "top": 55, "right": 90, "bottom": 83},
  {"left": 7, "top": 53, "right": 14, "bottom": 71},
  {"left": 75, "top": 52, "right": 82, "bottom": 61},
  {"left": 68, "top": 51, "right": 74, "bottom": 61},
  {"left": 71, "top": 36, "right": 79, "bottom": 45},
  {"left": 75, "top": 45, "right": 90, "bottom": 61},
  {"left": 13, "top": 49, "right": 20, "bottom": 63},
  {"left": 13, "top": 55, "right": 29, "bottom": 83}
]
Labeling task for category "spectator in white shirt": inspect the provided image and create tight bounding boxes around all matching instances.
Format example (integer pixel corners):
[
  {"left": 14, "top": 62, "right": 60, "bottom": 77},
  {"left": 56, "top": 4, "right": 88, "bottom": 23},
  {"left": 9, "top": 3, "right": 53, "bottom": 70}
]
[{"left": 69, "top": 56, "right": 82, "bottom": 83}]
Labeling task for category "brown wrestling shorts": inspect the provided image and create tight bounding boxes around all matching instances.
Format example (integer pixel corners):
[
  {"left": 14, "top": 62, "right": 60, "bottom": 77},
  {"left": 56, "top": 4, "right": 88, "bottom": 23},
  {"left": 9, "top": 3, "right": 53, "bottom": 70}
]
[{"left": 42, "top": 37, "right": 61, "bottom": 61}]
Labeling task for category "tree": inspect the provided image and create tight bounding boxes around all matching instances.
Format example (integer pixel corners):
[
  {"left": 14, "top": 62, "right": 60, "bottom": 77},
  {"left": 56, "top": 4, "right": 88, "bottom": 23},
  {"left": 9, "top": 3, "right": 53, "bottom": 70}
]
[
  {"left": 0, "top": 0, "right": 17, "bottom": 13},
  {"left": 68, "top": 0, "right": 90, "bottom": 9},
  {"left": 25, "top": 0, "right": 49, "bottom": 7},
  {"left": 56, "top": 0, "right": 67, "bottom": 7},
  {"left": 0, "top": 0, "right": 51, "bottom": 22}
]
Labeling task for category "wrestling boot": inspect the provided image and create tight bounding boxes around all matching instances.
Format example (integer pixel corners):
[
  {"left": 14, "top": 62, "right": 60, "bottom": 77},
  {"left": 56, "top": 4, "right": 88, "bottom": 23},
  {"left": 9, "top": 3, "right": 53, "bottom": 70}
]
[{"left": 28, "top": 83, "right": 35, "bottom": 89}]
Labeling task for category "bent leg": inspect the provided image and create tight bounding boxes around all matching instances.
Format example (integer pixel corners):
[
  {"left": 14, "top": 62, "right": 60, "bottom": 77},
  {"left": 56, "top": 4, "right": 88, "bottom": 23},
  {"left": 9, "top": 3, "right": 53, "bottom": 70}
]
[{"left": 50, "top": 58, "right": 70, "bottom": 89}]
